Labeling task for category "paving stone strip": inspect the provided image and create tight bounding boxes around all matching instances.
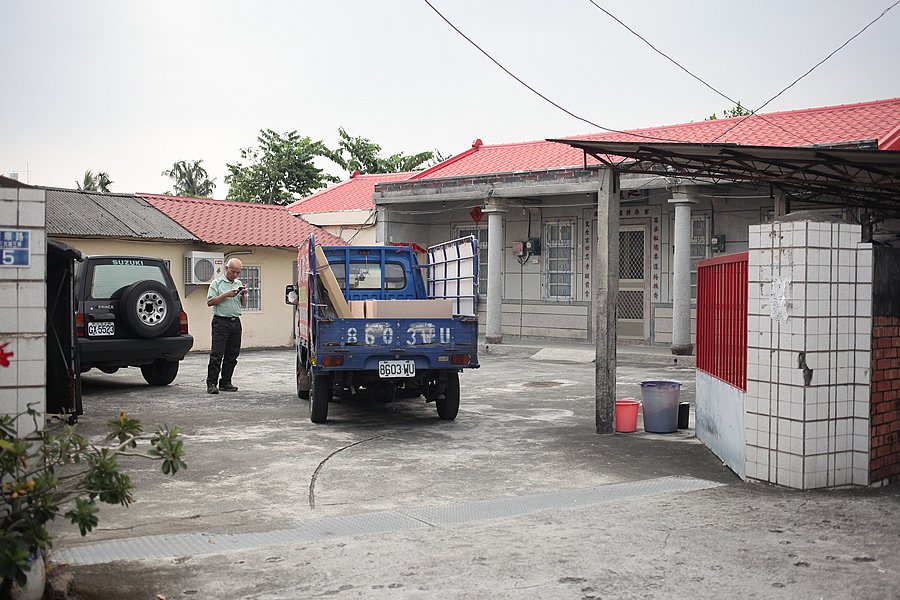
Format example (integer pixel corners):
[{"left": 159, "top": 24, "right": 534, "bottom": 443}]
[{"left": 54, "top": 476, "right": 723, "bottom": 566}]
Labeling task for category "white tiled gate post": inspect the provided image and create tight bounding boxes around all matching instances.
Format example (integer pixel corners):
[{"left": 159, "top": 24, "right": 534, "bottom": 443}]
[
  {"left": 746, "top": 220, "right": 871, "bottom": 488},
  {"left": 0, "top": 185, "right": 47, "bottom": 437}
]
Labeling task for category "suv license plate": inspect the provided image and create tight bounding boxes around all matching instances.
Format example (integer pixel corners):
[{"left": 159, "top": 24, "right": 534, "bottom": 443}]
[
  {"left": 378, "top": 360, "right": 415, "bottom": 378},
  {"left": 88, "top": 322, "right": 115, "bottom": 337}
]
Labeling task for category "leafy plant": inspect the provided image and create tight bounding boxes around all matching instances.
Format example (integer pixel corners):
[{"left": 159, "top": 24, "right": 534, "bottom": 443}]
[
  {"left": 0, "top": 407, "right": 186, "bottom": 596},
  {"left": 706, "top": 101, "right": 752, "bottom": 121},
  {"left": 225, "top": 129, "right": 340, "bottom": 205},
  {"left": 328, "top": 127, "right": 434, "bottom": 175}
]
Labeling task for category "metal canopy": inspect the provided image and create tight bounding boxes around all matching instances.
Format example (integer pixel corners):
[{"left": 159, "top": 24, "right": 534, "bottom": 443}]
[{"left": 548, "top": 139, "right": 900, "bottom": 213}]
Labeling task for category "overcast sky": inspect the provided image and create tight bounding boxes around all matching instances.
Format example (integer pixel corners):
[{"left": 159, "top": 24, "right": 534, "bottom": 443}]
[{"left": 2, "top": 1, "right": 898, "bottom": 196}]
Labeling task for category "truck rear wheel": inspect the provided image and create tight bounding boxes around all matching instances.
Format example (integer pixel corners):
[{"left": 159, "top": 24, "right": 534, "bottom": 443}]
[
  {"left": 436, "top": 371, "right": 460, "bottom": 421},
  {"left": 309, "top": 373, "right": 330, "bottom": 423}
]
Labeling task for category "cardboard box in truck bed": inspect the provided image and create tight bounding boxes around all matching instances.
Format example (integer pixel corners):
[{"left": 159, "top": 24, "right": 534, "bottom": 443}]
[
  {"left": 364, "top": 299, "right": 453, "bottom": 319},
  {"left": 349, "top": 300, "right": 366, "bottom": 319}
]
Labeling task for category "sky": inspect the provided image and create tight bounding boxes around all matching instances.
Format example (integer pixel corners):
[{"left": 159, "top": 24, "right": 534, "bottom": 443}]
[{"left": 1, "top": 1, "right": 898, "bottom": 197}]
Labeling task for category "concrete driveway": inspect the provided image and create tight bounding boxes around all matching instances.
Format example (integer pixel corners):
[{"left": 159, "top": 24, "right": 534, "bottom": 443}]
[{"left": 50, "top": 349, "right": 899, "bottom": 599}]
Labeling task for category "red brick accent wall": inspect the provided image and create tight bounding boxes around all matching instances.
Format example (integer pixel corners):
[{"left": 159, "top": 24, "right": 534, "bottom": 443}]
[{"left": 871, "top": 316, "right": 900, "bottom": 484}]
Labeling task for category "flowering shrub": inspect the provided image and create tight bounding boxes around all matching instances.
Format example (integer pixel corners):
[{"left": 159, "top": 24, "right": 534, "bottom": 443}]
[{"left": 0, "top": 406, "right": 186, "bottom": 596}]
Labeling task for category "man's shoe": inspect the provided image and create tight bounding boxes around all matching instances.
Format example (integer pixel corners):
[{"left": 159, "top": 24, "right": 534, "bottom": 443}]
[
  {"left": 207, "top": 383, "right": 219, "bottom": 394},
  {"left": 219, "top": 382, "right": 238, "bottom": 392}
]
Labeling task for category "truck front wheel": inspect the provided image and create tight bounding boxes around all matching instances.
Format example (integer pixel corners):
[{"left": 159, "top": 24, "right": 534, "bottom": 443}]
[
  {"left": 436, "top": 371, "right": 460, "bottom": 421},
  {"left": 309, "top": 373, "right": 330, "bottom": 423}
]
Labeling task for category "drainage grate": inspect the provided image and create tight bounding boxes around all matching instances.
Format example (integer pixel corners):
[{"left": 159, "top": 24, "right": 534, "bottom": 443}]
[{"left": 54, "top": 476, "right": 723, "bottom": 566}]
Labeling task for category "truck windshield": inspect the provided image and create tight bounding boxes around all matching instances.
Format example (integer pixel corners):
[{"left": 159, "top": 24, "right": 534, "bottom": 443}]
[
  {"left": 330, "top": 262, "right": 406, "bottom": 290},
  {"left": 91, "top": 264, "right": 167, "bottom": 299}
]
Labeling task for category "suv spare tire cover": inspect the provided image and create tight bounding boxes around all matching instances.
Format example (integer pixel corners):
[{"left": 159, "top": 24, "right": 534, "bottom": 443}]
[{"left": 121, "top": 280, "right": 177, "bottom": 338}]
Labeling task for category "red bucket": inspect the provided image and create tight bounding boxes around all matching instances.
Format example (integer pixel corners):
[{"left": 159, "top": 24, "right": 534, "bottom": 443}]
[{"left": 615, "top": 398, "right": 640, "bottom": 433}]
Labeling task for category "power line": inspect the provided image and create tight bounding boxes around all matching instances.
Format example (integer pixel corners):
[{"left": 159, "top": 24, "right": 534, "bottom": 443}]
[
  {"left": 710, "top": 0, "right": 900, "bottom": 143},
  {"left": 422, "top": 0, "right": 684, "bottom": 143},
  {"left": 584, "top": 0, "right": 815, "bottom": 145},
  {"left": 585, "top": 0, "right": 740, "bottom": 109}
]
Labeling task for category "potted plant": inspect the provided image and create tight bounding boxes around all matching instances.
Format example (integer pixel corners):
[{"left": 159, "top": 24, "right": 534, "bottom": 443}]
[{"left": 0, "top": 406, "right": 186, "bottom": 599}]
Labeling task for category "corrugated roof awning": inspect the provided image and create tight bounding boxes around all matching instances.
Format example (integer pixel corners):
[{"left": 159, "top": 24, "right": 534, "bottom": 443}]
[
  {"left": 549, "top": 140, "right": 900, "bottom": 214},
  {"left": 46, "top": 189, "right": 198, "bottom": 241}
]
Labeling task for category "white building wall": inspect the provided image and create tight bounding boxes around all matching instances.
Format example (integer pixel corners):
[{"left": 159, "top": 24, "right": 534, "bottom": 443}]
[
  {"left": 0, "top": 186, "right": 46, "bottom": 437},
  {"left": 696, "top": 370, "right": 747, "bottom": 479}
]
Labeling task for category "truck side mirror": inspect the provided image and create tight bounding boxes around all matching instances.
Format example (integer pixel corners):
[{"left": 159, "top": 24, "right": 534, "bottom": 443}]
[{"left": 285, "top": 284, "right": 298, "bottom": 305}]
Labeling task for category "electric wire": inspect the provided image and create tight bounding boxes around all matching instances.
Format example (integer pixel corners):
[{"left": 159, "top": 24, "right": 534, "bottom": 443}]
[
  {"left": 422, "top": 0, "right": 685, "bottom": 143},
  {"left": 709, "top": 0, "right": 900, "bottom": 143},
  {"left": 584, "top": 0, "right": 816, "bottom": 145}
]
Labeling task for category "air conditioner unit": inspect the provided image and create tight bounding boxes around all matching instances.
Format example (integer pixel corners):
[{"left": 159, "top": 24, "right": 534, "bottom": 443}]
[{"left": 184, "top": 251, "right": 224, "bottom": 285}]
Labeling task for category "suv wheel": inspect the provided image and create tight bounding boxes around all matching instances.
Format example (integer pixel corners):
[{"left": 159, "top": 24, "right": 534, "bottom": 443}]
[
  {"left": 141, "top": 359, "right": 179, "bottom": 386},
  {"left": 121, "top": 280, "right": 176, "bottom": 338}
]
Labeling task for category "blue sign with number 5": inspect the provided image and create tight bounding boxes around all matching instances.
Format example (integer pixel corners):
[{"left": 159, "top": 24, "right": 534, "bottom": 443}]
[{"left": 0, "top": 230, "right": 30, "bottom": 267}]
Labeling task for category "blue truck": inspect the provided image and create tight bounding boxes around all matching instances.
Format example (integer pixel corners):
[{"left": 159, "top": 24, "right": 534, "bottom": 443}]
[{"left": 286, "top": 235, "right": 480, "bottom": 423}]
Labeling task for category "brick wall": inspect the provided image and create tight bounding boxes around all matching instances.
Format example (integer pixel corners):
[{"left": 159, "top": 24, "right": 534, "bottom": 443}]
[{"left": 871, "top": 316, "right": 900, "bottom": 484}]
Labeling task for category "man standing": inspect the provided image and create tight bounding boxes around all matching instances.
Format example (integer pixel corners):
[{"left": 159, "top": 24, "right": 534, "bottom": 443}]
[{"left": 206, "top": 258, "right": 247, "bottom": 394}]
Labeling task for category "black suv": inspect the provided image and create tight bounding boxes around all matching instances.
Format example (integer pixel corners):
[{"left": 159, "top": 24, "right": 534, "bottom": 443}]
[{"left": 75, "top": 256, "right": 194, "bottom": 385}]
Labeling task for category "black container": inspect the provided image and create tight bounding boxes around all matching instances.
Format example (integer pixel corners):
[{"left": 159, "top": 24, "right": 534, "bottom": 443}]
[{"left": 677, "top": 402, "right": 690, "bottom": 429}]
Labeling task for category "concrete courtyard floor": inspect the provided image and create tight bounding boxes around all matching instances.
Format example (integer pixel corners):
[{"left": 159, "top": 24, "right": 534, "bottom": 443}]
[{"left": 47, "top": 347, "right": 899, "bottom": 599}]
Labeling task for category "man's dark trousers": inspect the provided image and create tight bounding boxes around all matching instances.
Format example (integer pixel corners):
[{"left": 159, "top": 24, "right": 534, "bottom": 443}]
[{"left": 207, "top": 316, "right": 242, "bottom": 385}]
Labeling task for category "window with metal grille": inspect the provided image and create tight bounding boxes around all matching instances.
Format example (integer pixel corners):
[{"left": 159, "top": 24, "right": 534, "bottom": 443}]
[
  {"left": 241, "top": 266, "right": 261, "bottom": 311},
  {"left": 544, "top": 220, "right": 575, "bottom": 300},
  {"left": 455, "top": 225, "right": 488, "bottom": 295},
  {"left": 672, "top": 213, "right": 710, "bottom": 300},
  {"left": 690, "top": 214, "right": 710, "bottom": 299}
]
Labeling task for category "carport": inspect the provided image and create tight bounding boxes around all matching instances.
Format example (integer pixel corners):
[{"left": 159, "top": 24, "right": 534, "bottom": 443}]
[{"left": 547, "top": 139, "right": 900, "bottom": 434}]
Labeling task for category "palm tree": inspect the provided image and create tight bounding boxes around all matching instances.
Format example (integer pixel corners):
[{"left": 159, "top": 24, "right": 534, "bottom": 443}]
[
  {"left": 76, "top": 170, "right": 113, "bottom": 192},
  {"left": 96, "top": 172, "right": 113, "bottom": 193},
  {"left": 161, "top": 160, "right": 216, "bottom": 197},
  {"left": 77, "top": 170, "right": 97, "bottom": 191}
]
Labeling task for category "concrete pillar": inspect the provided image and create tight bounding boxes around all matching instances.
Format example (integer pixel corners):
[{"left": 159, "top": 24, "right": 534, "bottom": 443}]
[
  {"left": 669, "top": 191, "right": 697, "bottom": 356},
  {"left": 483, "top": 200, "right": 506, "bottom": 344},
  {"left": 375, "top": 206, "right": 387, "bottom": 244},
  {"left": 595, "top": 168, "right": 619, "bottom": 434}
]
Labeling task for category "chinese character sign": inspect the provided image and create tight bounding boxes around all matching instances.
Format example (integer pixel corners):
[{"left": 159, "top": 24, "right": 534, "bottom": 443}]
[{"left": 0, "top": 230, "right": 30, "bottom": 267}]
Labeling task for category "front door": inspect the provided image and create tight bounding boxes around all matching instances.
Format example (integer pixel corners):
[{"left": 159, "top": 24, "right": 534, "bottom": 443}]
[{"left": 617, "top": 224, "right": 649, "bottom": 340}]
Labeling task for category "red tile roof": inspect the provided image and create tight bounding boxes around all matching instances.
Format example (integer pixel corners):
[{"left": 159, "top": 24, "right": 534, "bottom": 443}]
[
  {"left": 412, "top": 98, "right": 900, "bottom": 179},
  {"left": 286, "top": 171, "right": 416, "bottom": 214},
  {"left": 140, "top": 194, "right": 347, "bottom": 247}
]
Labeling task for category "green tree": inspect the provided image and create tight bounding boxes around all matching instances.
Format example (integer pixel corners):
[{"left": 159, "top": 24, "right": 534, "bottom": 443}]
[
  {"left": 706, "top": 101, "right": 752, "bottom": 121},
  {"left": 76, "top": 170, "right": 113, "bottom": 193},
  {"left": 329, "top": 127, "right": 434, "bottom": 175},
  {"left": 224, "top": 129, "right": 339, "bottom": 205},
  {"left": 162, "top": 160, "right": 216, "bottom": 198}
]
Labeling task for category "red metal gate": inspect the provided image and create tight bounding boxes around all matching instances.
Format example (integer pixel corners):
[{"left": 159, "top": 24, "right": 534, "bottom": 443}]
[{"left": 697, "top": 252, "right": 748, "bottom": 391}]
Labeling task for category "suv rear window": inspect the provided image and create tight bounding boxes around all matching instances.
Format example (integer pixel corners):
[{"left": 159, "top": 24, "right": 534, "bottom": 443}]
[{"left": 91, "top": 264, "right": 167, "bottom": 299}]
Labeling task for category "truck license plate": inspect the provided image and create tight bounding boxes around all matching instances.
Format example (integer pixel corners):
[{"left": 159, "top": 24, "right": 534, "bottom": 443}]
[
  {"left": 88, "top": 322, "right": 115, "bottom": 337},
  {"left": 378, "top": 360, "right": 415, "bottom": 378}
]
